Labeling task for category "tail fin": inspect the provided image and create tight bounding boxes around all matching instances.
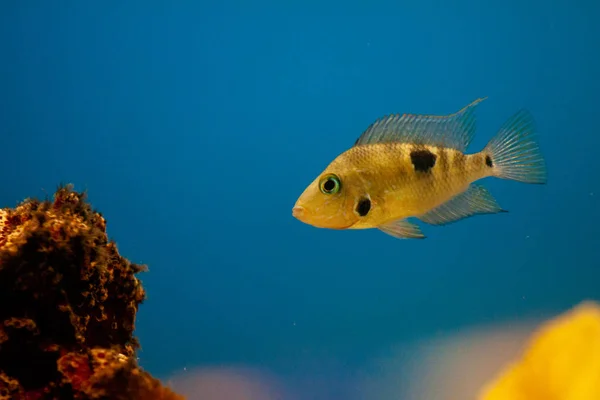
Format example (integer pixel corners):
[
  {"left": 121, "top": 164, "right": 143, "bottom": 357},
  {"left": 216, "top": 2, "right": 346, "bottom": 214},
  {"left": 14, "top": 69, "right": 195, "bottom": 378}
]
[{"left": 484, "top": 109, "right": 547, "bottom": 184}]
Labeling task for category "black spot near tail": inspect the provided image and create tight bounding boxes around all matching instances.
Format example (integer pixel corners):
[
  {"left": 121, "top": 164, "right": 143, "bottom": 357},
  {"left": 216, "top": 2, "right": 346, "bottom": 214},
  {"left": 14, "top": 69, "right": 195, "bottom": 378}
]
[
  {"left": 356, "top": 197, "right": 371, "bottom": 217},
  {"left": 485, "top": 154, "right": 493, "bottom": 168},
  {"left": 410, "top": 149, "right": 437, "bottom": 172}
]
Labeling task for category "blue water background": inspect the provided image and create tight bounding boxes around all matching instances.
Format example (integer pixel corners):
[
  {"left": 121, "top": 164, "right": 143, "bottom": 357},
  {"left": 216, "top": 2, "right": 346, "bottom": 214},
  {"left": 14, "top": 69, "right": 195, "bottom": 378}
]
[{"left": 1, "top": 2, "right": 599, "bottom": 398}]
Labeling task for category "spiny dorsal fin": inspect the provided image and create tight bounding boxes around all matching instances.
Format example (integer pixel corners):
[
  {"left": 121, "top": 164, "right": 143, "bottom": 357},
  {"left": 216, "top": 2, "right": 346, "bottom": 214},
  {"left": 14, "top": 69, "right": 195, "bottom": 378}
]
[{"left": 354, "top": 97, "right": 487, "bottom": 152}]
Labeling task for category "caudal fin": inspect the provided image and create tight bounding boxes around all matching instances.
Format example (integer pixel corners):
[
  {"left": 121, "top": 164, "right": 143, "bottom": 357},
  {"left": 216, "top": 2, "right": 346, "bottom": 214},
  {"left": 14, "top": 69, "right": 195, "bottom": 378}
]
[{"left": 484, "top": 109, "right": 547, "bottom": 184}]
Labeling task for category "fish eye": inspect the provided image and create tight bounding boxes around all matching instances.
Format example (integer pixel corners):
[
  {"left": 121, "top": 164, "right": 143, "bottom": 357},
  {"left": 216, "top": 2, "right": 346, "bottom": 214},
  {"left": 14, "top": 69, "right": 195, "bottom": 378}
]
[{"left": 319, "top": 174, "right": 341, "bottom": 195}]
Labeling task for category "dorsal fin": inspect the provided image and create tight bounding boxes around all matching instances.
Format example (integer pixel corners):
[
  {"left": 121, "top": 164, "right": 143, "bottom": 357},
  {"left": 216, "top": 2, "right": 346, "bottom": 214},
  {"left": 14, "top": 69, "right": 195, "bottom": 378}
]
[{"left": 353, "top": 97, "right": 487, "bottom": 152}]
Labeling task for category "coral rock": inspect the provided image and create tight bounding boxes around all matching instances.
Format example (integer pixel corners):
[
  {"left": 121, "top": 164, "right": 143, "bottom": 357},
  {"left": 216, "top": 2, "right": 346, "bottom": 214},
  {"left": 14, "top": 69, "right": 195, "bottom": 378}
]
[{"left": 0, "top": 185, "right": 184, "bottom": 399}]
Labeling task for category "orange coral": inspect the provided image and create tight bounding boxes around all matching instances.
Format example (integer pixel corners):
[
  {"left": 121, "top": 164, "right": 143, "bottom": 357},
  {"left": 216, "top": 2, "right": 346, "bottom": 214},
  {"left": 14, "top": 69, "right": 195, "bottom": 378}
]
[
  {"left": 0, "top": 185, "right": 184, "bottom": 399},
  {"left": 479, "top": 301, "right": 600, "bottom": 400}
]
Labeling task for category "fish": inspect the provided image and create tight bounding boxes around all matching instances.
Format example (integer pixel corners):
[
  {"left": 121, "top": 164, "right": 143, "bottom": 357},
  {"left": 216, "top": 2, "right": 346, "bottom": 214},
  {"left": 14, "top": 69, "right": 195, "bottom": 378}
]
[{"left": 291, "top": 98, "right": 547, "bottom": 239}]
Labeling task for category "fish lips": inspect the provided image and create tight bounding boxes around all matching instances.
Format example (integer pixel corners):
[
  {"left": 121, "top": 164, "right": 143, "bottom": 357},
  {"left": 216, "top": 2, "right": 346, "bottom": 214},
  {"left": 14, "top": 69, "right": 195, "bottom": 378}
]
[{"left": 291, "top": 205, "right": 356, "bottom": 229}]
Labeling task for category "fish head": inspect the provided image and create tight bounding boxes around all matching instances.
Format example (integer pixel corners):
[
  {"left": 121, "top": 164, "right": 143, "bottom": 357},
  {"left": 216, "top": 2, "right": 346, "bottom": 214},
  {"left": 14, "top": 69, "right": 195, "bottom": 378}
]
[{"left": 292, "top": 157, "right": 367, "bottom": 229}]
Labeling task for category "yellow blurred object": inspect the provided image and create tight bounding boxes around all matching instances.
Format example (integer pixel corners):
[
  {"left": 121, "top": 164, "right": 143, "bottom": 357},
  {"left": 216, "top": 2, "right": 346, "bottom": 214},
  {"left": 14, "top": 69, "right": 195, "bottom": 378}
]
[{"left": 478, "top": 301, "right": 600, "bottom": 400}]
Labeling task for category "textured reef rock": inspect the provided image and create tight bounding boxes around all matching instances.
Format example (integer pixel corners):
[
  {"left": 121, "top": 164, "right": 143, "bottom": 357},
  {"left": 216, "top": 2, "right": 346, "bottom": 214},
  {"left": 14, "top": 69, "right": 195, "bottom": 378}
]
[{"left": 0, "top": 185, "right": 184, "bottom": 399}]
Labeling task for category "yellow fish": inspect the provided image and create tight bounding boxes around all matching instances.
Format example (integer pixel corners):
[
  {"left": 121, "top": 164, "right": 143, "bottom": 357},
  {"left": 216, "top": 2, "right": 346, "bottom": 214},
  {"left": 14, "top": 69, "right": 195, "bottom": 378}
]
[{"left": 292, "top": 98, "right": 547, "bottom": 239}]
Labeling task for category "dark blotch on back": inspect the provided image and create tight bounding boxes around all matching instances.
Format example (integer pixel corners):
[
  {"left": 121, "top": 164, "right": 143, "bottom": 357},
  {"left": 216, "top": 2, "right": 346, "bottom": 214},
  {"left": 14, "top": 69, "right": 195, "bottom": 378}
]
[
  {"left": 356, "top": 197, "right": 371, "bottom": 217},
  {"left": 485, "top": 154, "right": 493, "bottom": 167},
  {"left": 410, "top": 149, "right": 437, "bottom": 172}
]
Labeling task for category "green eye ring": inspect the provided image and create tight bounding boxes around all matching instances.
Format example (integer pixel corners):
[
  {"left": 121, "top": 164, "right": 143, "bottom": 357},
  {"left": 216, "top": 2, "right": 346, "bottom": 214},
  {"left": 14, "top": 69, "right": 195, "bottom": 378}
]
[{"left": 319, "top": 174, "right": 341, "bottom": 195}]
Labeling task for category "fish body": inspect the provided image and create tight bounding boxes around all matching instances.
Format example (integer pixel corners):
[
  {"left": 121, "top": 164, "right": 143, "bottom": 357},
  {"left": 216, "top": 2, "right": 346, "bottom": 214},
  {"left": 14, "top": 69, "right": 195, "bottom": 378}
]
[{"left": 292, "top": 98, "right": 547, "bottom": 239}]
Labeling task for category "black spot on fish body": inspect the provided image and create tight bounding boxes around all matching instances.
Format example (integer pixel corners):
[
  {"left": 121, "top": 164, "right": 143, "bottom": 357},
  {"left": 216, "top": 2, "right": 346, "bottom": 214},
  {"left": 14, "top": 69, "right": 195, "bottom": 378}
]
[
  {"left": 356, "top": 197, "right": 371, "bottom": 217},
  {"left": 410, "top": 149, "right": 437, "bottom": 172},
  {"left": 485, "top": 154, "right": 493, "bottom": 167}
]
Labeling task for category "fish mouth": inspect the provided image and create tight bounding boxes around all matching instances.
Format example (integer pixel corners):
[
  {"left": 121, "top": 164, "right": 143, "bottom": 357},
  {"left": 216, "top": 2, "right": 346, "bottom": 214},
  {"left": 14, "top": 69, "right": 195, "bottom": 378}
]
[
  {"left": 292, "top": 205, "right": 306, "bottom": 219},
  {"left": 292, "top": 205, "right": 356, "bottom": 229}
]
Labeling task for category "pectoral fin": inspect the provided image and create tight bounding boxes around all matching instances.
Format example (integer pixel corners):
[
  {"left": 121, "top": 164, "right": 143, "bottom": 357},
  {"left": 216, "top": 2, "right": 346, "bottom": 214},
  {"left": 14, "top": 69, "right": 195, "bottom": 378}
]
[{"left": 417, "top": 184, "right": 506, "bottom": 226}]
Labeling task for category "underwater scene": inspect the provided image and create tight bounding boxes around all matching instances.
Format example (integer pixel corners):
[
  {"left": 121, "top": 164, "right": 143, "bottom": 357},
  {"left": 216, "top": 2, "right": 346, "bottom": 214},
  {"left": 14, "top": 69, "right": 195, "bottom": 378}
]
[{"left": 1, "top": 2, "right": 599, "bottom": 399}]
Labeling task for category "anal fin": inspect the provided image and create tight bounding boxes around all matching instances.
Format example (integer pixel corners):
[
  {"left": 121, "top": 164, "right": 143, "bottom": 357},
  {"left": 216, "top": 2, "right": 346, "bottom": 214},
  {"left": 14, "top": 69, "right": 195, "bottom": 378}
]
[
  {"left": 378, "top": 219, "right": 426, "bottom": 239},
  {"left": 417, "top": 184, "right": 506, "bottom": 226}
]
